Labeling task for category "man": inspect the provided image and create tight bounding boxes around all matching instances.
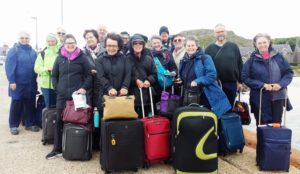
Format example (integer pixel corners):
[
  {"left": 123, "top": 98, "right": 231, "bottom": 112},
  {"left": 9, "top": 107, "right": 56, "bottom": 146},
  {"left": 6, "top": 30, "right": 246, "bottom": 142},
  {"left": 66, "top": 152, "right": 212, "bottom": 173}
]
[
  {"left": 172, "top": 33, "right": 185, "bottom": 68},
  {"left": 120, "top": 31, "right": 130, "bottom": 55},
  {"left": 205, "top": 24, "right": 243, "bottom": 107},
  {"left": 97, "top": 25, "right": 108, "bottom": 47},
  {"left": 56, "top": 26, "right": 66, "bottom": 45},
  {"left": 159, "top": 26, "right": 172, "bottom": 50}
]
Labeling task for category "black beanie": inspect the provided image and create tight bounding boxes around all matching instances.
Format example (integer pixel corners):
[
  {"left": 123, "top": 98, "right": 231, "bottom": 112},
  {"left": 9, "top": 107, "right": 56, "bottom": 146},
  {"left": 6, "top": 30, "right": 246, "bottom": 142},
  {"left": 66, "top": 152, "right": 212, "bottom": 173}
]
[{"left": 159, "top": 26, "right": 169, "bottom": 35}]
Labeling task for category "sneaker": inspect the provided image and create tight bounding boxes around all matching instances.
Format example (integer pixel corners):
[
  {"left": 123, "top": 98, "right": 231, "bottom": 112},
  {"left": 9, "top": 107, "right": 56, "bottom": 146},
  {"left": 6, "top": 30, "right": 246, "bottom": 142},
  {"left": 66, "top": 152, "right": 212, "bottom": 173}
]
[
  {"left": 25, "top": 126, "right": 40, "bottom": 132},
  {"left": 10, "top": 127, "right": 19, "bottom": 135},
  {"left": 45, "top": 151, "right": 62, "bottom": 160}
]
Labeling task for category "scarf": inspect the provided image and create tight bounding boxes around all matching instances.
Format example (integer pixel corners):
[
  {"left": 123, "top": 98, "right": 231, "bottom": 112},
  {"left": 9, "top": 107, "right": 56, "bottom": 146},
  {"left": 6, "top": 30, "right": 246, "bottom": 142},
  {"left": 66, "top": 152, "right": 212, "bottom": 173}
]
[{"left": 60, "top": 47, "right": 81, "bottom": 61}]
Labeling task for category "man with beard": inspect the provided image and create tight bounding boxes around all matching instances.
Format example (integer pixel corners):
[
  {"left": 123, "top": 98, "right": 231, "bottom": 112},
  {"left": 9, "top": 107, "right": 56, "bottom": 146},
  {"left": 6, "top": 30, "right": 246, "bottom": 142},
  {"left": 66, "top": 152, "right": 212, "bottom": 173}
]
[{"left": 205, "top": 24, "right": 243, "bottom": 108}]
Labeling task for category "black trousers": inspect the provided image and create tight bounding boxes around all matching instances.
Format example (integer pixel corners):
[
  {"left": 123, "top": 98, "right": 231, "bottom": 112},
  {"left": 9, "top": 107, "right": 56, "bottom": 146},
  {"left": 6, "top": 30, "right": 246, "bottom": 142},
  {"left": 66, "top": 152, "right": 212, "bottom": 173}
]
[{"left": 254, "top": 99, "right": 284, "bottom": 126}]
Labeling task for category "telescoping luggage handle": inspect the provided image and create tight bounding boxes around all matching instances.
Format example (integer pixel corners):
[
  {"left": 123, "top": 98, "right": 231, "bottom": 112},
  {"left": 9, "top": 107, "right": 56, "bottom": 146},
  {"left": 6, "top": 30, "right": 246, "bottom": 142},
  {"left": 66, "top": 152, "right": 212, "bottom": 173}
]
[
  {"left": 259, "top": 88, "right": 288, "bottom": 126},
  {"left": 139, "top": 87, "right": 155, "bottom": 118}
]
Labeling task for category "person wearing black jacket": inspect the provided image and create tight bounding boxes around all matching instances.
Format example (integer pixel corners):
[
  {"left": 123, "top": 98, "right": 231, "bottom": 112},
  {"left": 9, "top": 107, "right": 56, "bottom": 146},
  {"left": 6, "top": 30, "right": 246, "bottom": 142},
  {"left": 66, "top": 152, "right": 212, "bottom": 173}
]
[
  {"left": 127, "top": 34, "right": 157, "bottom": 117},
  {"left": 46, "top": 34, "right": 92, "bottom": 160},
  {"left": 95, "top": 33, "right": 132, "bottom": 112}
]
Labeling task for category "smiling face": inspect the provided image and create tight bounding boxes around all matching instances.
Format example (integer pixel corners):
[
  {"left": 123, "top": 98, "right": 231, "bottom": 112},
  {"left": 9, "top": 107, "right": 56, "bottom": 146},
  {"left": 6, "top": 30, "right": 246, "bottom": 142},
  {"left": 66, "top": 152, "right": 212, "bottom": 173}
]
[
  {"left": 255, "top": 36, "right": 270, "bottom": 53},
  {"left": 18, "top": 32, "right": 30, "bottom": 45},
  {"left": 64, "top": 38, "right": 77, "bottom": 53},
  {"left": 185, "top": 40, "right": 198, "bottom": 57},
  {"left": 151, "top": 38, "right": 162, "bottom": 51},
  {"left": 106, "top": 38, "right": 118, "bottom": 56},
  {"left": 214, "top": 25, "right": 227, "bottom": 43}
]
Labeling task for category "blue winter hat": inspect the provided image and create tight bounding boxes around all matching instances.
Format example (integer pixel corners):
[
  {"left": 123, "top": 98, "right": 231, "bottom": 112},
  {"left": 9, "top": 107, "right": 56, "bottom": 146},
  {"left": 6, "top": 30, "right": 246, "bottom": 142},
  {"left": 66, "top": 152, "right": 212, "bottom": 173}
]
[{"left": 159, "top": 26, "right": 169, "bottom": 35}]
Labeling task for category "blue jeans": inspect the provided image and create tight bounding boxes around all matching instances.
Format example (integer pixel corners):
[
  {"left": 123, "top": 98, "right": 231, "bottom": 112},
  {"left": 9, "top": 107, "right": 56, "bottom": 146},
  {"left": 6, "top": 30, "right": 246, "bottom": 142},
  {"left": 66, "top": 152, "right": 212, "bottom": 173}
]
[{"left": 41, "top": 88, "right": 57, "bottom": 107}]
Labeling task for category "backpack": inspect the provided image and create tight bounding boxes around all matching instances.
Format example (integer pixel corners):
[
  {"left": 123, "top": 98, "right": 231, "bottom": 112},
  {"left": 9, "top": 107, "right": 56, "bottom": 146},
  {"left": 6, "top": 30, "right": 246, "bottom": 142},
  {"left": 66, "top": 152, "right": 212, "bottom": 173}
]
[{"left": 153, "top": 56, "right": 173, "bottom": 89}]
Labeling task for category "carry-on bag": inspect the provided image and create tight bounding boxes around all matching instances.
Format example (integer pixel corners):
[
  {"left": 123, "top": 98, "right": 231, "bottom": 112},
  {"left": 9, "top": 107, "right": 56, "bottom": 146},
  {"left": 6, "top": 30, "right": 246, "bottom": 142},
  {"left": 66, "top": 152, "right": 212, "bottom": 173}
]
[
  {"left": 62, "top": 100, "right": 92, "bottom": 125},
  {"left": 41, "top": 73, "right": 58, "bottom": 145},
  {"left": 62, "top": 123, "right": 92, "bottom": 161},
  {"left": 140, "top": 87, "right": 171, "bottom": 166},
  {"left": 256, "top": 88, "right": 291, "bottom": 172},
  {"left": 172, "top": 104, "right": 218, "bottom": 174},
  {"left": 100, "top": 119, "right": 144, "bottom": 173},
  {"left": 218, "top": 112, "right": 245, "bottom": 155},
  {"left": 232, "top": 92, "right": 251, "bottom": 125}
]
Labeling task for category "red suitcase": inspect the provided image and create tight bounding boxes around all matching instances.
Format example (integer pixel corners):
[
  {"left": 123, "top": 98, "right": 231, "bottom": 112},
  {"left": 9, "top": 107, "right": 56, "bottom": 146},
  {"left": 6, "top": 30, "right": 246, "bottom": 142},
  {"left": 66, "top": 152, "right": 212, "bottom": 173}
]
[{"left": 139, "top": 87, "right": 171, "bottom": 166}]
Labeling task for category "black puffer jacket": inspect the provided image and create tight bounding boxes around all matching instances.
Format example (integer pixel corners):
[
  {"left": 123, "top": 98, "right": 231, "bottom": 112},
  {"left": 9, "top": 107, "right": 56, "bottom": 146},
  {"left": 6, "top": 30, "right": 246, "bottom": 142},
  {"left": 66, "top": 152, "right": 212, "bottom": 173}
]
[
  {"left": 52, "top": 49, "right": 92, "bottom": 109},
  {"left": 95, "top": 51, "right": 132, "bottom": 109}
]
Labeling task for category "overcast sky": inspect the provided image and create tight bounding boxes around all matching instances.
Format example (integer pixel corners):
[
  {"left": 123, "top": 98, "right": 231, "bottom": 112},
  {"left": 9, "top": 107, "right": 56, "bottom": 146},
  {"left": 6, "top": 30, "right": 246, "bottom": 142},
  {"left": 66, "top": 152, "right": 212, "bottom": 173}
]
[{"left": 0, "top": 0, "right": 299, "bottom": 48}]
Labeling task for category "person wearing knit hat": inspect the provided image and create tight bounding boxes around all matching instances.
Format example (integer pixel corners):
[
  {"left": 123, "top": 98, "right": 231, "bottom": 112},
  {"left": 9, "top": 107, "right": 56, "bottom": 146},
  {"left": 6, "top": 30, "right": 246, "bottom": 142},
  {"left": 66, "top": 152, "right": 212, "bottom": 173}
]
[
  {"left": 159, "top": 26, "right": 172, "bottom": 50},
  {"left": 34, "top": 33, "right": 60, "bottom": 109}
]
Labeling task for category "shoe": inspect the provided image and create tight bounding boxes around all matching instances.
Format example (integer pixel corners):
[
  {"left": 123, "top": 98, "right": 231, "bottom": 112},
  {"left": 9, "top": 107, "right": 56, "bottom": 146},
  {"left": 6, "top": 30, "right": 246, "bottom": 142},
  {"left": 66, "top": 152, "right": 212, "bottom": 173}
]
[
  {"left": 45, "top": 150, "right": 62, "bottom": 160},
  {"left": 25, "top": 126, "right": 40, "bottom": 132},
  {"left": 10, "top": 127, "right": 19, "bottom": 135}
]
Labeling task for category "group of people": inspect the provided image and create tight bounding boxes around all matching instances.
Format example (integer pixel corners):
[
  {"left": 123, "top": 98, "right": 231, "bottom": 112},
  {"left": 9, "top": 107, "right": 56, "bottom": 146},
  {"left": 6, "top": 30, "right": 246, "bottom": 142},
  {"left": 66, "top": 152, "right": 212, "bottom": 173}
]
[{"left": 5, "top": 24, "right": 293, "bottom": 160}]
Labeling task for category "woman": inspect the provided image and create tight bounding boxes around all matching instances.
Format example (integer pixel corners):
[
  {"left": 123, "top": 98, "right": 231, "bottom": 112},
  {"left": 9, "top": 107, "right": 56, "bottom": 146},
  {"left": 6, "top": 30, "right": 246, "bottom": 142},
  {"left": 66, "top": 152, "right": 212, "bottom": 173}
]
[
  {"left": 46, "top": 34, "right": 92, "bottom": 159},
  {"left": 34, "top": 33, "right": 60, "bottom": 107},
  {"left": 5, "top": 31, "right": 40, "bottom": 135},
  {"left": 242, "top": 33, "right": 293, "bottom": 125},
  {"left": 127, "top": 34, "right": 157, "bottom": 117},
  {"left": 179, "top": 36, "right": 231, "bottom": 117},
  {"left": 95, "top": 33, "right": 131, "bottom": 112}
]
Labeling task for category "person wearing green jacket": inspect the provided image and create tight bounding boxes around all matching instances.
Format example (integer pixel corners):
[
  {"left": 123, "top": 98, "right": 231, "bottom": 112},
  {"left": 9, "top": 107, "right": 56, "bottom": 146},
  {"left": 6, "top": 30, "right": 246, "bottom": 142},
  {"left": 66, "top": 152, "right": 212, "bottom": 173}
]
[{"left": 34, "top": 33, "right": 60, "bottom": 107}]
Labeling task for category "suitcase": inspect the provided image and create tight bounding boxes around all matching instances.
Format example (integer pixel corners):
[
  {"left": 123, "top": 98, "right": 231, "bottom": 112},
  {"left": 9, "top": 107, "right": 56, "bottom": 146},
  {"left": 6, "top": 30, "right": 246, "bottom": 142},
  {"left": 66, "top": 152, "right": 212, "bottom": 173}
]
[
  {"left": 140, "top": 87, "right": 171, "bottom": 166},
  {"left": 256, "top": 88, "right": 291, "bottom": 172},
  {"left": 41, "top": 108, "right": 58, "bottom": 145},
  {"left": 62, "top": 123, "right": 92, "bottom": 161},
  {"left": 100, "top": 119, "right": 144, "bottom": 173},
  {"left": 218, "top": 112, "right": 245, "bottom": 155},
  {"left": 172, "top": 104, "right": 218, "bottom": 174}
]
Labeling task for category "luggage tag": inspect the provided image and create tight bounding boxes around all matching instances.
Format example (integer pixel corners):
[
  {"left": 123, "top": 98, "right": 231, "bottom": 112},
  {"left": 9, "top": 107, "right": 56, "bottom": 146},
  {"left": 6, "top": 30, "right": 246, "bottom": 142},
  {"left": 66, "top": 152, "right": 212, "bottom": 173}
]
[{"left": 111, "top": 134, "right": 117, "bottom": 146}]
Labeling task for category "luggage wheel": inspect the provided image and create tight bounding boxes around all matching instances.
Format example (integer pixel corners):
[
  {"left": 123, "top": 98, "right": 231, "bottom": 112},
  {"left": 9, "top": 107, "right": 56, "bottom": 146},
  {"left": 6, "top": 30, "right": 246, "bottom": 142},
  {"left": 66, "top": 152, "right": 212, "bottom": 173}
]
[
  {"left": 104, "top": 170, "right": 111, "bottom": 174},
  {"left": 143, "top": 162, "right": 149, "bottom": 169},
  {"left": 42, "top": 142, "right": 46, "bottom": 145},
  {"left": 239, "top": 148, "right": 243, "bottom": 153},
  {"left": 132, "top": 168, "right": 138, "bottom": 172}
]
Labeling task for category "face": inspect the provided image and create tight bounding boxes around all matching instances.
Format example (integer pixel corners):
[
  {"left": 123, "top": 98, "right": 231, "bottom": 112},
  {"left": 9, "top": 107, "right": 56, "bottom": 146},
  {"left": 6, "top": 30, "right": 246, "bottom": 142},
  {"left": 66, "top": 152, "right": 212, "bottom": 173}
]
[
  {"left": 255, "top": 36, "right": 270, "bottom": 53},
  {"left": 97, "top": 26, "right": 107, "bottom": 40},
  {"left": 85, "top": 32, "right": 98, "bottom": 47},
  {"left": 173, "top": 36, "right": 184, "bottom": 49},
  {"left": 160, "top": 32, "right": 169, "bottom": 42},
  {"left": 47, "top": 38, "right": 57, "bottom": 46},
  {"left": 185, "top": 40, "right": 197, "bottom": 56},
  {"left": 132, "top": 41, "right": 143, "bottom": 54},
  {"left": 57, "top": 30, "right": 66, "bottom": 42},
  {"left": 214, "top": 25, "right": 227, "bottom": 42},
  {"left": 18, "top": 33, "right": 30, "bottom": 45},
  {"left": 122, "top": 35, "right": 129, "bottom": 45},
  {"left": 106, "top": 38, "right": 118, "bottom": 56},
  {"left": 63, "top": 38, "right": 77, "bottom": 53},
  {"left": 151, "top": 38, "right": 162, "bottom": 51}
]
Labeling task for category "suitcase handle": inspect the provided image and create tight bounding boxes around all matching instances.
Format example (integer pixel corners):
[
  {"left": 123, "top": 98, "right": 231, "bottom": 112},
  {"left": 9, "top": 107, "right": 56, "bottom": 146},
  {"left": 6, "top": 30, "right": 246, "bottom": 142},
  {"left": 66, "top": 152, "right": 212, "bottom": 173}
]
[
  {"left": 139, "top": 87, "right": 155, "bottom": 118},
  {"left": 259, "top": 88, "right": 288, "bottom": 126}
]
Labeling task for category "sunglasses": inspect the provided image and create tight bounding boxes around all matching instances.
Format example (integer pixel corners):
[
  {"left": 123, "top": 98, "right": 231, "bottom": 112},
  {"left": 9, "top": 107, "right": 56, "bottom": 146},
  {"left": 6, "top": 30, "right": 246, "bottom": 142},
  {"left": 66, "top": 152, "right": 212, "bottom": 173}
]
[
  {"left": 173, "top": 39, "right": 182, "bottom": 43},
  {"left": 57, "top": 32, "right": 66, "bottom": 35}
]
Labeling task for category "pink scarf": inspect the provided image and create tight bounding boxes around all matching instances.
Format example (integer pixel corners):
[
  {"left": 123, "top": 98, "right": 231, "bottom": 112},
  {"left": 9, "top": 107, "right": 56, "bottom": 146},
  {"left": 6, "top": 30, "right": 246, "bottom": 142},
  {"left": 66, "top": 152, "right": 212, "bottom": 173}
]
[
  {"left": 61, "top": 47, "right": 81, "bottom": 61},
  {"left": 261, "top": 51, "right": 270, "bottom": 60}
]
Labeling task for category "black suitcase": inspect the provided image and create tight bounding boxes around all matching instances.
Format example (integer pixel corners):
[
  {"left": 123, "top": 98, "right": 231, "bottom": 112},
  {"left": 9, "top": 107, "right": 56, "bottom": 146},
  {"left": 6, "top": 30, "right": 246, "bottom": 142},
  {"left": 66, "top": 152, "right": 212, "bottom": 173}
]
[
  {"left": 62, "top": 123, "right": 92, "bottom": 161},
  {"left": 172, "top": 104, "right": 218, "bottom": 174},
  {"left": 41, "top": 108, "right": 58, "bottom": 145},
  {"left": 100, "top": 119, "right": 144, "bottom": 173}
]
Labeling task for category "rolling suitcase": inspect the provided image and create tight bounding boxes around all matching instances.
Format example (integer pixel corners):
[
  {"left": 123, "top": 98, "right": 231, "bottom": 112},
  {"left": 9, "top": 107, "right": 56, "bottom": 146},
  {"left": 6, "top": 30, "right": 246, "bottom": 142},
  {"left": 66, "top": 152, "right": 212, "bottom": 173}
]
[
  {"left": 140, "top": 87, "right": 171, "bottom": 166},
  {"left": 172, "top": 104, "right": 218, "bottom": 174},
  {"left": 41, "top": 74, "right": 57, "bottom": 145},
  {"left": 100, "top": 119, "right": 144, "bottom": 173},
  {"left": 218, "top": 112, "right": 245, "bottom": 155},
  {"left": 256, "top": 88, "right": 292, "bottom": 172},
  {"left": 62, "top": 123, "right": 92, "bottom": 161}
]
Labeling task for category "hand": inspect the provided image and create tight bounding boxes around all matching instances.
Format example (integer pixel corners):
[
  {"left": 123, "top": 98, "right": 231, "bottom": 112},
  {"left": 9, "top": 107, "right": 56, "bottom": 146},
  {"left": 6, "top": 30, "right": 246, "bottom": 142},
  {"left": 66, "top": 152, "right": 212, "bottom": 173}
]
[
  {"left": 170, "top": 71, "right": 176, "bottom": 77},
  {"left": 136, "top": 79, "right": 144, "bottom": 88},
  {"left": 48, "top": 69, "right": 52, "bottom": 72},
  {"left": 237, "top": 83, "right": 244, "bottom": 92},
  {"left": 119, "top": 88, "right": 128, "bottom": 96},
  {"left": 76, "top": 88, "right": 86, "bottom": 95},
  {"left": 263, "top": 84, "right": 273, "bottom": 91},
  {"left": 10, "top": 83, "right": 16, "bottom": 91},
  {"left": 91, "top": 69, "right": 97, "bottom": 75},
  {"left": 174, "top": 78, "right": 182, "bottom": 84},
  {"left": 191, "top": 81, "right": 197, "bottom": 87},
  {"left": 108, "top": 88, "right": 117, "bottom": 96},
  {"left": 143, "top": 80, "right": 151, "bottom": 88},
  {"left": 271, "top": 83, "right": 281, "bottom": 91}
]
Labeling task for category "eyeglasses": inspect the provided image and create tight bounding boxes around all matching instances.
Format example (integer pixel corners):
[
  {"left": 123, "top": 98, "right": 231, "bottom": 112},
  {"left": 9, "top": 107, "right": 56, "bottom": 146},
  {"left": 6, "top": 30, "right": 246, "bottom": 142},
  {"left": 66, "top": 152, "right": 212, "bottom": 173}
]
[
  {"left": 57, "top": 32, "right": 66, "bottom": 35},
  {"left": 65, "top": 42, "right": 76, "bottom": 45},
  {"left": 173, "top": 39, "right": 182, "bottom": 43},
  {"left": 133, "top": 42, "right": 143, "bottom": 45},
  {"left": 106, "top": 44, "right": 118, "bottom": 48},
  {"left": 20, "top": 37, "right": 30, "bottom": 40}
]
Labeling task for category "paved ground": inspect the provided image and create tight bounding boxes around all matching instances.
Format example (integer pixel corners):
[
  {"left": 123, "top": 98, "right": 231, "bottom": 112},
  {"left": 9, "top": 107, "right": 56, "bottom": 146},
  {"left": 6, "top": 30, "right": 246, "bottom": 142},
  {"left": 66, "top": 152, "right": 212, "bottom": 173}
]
[{"left": 0, "top": 66, "right": 299, "bottom": 174}]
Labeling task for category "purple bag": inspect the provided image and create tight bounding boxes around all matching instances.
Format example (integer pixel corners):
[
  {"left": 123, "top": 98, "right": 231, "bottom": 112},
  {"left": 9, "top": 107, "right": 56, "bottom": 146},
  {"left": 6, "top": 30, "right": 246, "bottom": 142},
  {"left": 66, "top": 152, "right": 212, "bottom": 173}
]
[{"left": 160, "top": 90, "right": 182, "bottom": 119}]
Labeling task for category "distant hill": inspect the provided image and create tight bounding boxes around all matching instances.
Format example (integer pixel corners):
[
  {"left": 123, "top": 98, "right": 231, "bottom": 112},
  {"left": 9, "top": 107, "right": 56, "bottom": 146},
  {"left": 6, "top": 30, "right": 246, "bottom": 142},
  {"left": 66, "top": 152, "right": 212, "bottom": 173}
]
[{"left": 179, "top": 29, "right": 252, "bottom": 48}]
